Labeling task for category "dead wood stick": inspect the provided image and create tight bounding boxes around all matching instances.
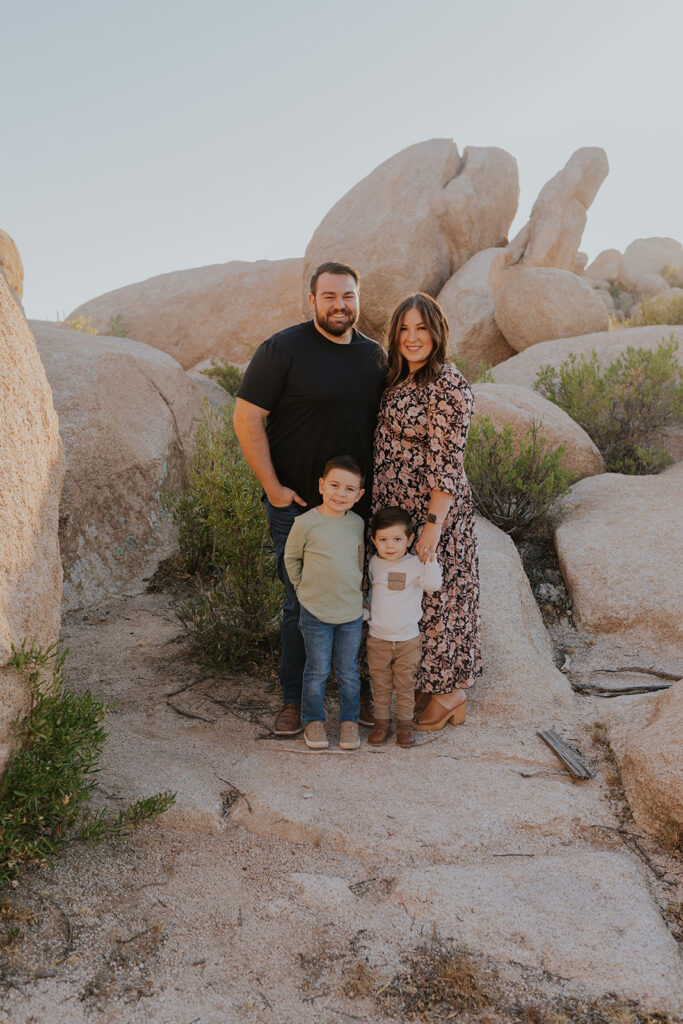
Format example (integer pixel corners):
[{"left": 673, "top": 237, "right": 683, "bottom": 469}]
[
  {"left": 116, "top": 924, "right": 161, "bottom": 945},
  {"left": 165, "top": 672, "right": 211, "bottom": 698},
  {"left": 492, "top": 852, "right": 535, "bottom": 857},
  {"left": 214, "top": 774, "right": 252, "bottom": 812},
  {"left": 591, "top": 666, "right": 681, "bottom": 681},
  {"left": 537, "top": 729, "right": 595, "bottom": 778},
  {"left": 166, "top": 699, "right": 217, "bottom": 723},
  {"left": 519, "top": 769, "right": 572, "bottom": 777},
  {"left": 573, "top": 681, "right": 672, "bottom": 697}
]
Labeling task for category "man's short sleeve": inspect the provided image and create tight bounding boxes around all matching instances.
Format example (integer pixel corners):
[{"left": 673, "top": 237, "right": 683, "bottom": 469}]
[{"left": 237, "top": 335, "right": 292, "bottom": 412}]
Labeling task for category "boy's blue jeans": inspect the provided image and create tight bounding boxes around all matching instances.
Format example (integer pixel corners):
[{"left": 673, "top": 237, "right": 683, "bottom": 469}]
[{"left": 299, "top": 605, "right": 362, "bottom": 725}]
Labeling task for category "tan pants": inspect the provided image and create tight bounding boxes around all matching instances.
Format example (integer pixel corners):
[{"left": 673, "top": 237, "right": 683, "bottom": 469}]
[{"left": 366, "top": 635, "right": 421, "bottom": 721}]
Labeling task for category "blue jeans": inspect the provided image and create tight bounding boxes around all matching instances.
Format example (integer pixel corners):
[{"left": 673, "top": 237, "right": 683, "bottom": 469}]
[
  {"left": 264, "top": 500, "right": 308, "bottom": 704},
  {"left": 299, "top": 606, "right": 362, "bottom": 724}
]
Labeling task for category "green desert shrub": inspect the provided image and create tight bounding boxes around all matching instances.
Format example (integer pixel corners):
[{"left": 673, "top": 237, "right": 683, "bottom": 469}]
[
  {"left": 0, "top": 642, "right": 174, "bottom": 888},
  {"left": 464, "top": 417, "right": 572, "bottom": 536},
  {"left": 534, "top": 338, "right": 683, "bottom": 474},
  {"left": 452, "top": 357, "right": 494, "bottom": 384},
  {"left": 167, "top": 404, "right": 282, "bottom": 667},
  {"left": 103, "top": 312, "right": 128, "bottom": 337},
  {"left": 619, "top": 291, "right": 683, "bottom": 328},
  {"left": 201, "top": 359, "right": 244, "bottom": 396}
]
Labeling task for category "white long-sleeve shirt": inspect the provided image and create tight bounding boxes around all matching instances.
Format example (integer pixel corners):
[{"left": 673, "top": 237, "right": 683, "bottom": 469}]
[{"left": 366, "top": 553, "right": 442, "bottom": 641}]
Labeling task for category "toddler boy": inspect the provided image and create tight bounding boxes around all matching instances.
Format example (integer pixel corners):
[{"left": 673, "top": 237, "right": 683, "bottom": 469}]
[
  {"left": 365, "top": 507, "right": 442, "bottom": 748},
  {"left": 284, "top": 455, "right": 365, "bottom": 750}
]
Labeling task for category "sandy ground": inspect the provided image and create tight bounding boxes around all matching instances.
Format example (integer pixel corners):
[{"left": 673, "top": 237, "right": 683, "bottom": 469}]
[{"left": 0, "top": 587, "right": 681, "bottom": 1024}]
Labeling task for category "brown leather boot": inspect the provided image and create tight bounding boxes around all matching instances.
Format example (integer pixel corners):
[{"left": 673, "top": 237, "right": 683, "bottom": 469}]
[
  {"left": 396, "top": 720, "right": 415, "bottom": 747},
  {"left": 368, "top": 719, "right": 391, "bottom": 744}
]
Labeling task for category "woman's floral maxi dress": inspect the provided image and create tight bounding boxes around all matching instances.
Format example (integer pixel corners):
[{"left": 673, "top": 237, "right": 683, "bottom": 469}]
[{"left": 372, "top": 362, "right": 481, "bottom": 693}]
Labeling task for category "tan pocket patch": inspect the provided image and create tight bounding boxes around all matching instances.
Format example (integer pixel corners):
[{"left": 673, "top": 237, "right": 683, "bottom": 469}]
[{"left": 387, "top": 571, "right": 407, "bottom": 591}]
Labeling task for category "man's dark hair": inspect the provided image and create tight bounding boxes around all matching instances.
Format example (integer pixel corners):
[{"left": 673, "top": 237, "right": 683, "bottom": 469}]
[
  {"left": 321, "top": 454, "right": 365, "bottom": 484},
  {"left": 369, "top": 506, "right": 414, "bottom": 538},
  {"left": 309, "top": 262, "right": 360, "bottom": 295}
]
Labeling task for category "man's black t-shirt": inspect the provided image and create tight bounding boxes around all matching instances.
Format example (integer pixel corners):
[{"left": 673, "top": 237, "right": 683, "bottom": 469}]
[{"left": 237, "top": 320, "right": 387, "bottom": 519}]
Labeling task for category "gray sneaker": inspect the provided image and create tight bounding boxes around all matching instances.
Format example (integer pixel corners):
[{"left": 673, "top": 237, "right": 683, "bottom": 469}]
[
  {"left": 304, "top": 721, "right": 329, "bottom": 749},
  {"left": 339, "top": 720, "right": 360, "bottom": 750}
]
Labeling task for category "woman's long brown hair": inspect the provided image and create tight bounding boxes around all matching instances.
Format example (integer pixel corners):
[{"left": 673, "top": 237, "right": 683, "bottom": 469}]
[{"left": 384, "top": 293, "right": 450, "bottom": 390}]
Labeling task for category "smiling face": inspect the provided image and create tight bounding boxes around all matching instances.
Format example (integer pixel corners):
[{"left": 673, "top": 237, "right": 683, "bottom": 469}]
[
  {"left": 372, "top": 524, "right": 414, "bottom": 561},
  {"left": 318, "top": 467, "right": 364, "bottom": 517},
  {"left": 397, "top": 306, "right": 434, "bottom": 371},
  {"left": 309, "top": 272, "right": 359, "bottom": 339}
]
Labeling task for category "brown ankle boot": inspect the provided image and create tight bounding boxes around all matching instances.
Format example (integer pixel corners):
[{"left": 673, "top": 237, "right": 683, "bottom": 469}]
[
  {"left": 396, "top": 720, "right": 415, "bottom": 747},
  {"left": 368, "top": 719, "right": 391, "bottom": 744}
]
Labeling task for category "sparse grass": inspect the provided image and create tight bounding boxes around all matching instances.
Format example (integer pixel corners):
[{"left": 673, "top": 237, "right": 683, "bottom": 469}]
[
  {"left": 374, "top": 938, "right": 678, "bottom": 1023},
  {"left": 464, "top": 417, "right": 572, "bottom": 536},
  {"left": 534, "top": 339, "right": 683, "bottom": 474},
  {"left": 660, "top": 818, "right": 682, "bottom": 853},
  {"left": 0, "top": 642, "right": 175, "bottom": 888}
]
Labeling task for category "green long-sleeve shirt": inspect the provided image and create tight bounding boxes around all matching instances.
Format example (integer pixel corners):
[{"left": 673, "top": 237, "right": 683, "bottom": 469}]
[{"left": 284, "top": 507, "right": 364, "bottom": 624}]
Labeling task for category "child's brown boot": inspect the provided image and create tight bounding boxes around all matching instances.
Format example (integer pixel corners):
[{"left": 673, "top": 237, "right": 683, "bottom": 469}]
[
  {"left": 396, "top": 721, "right": 415, "bottom": 747},
  {"left": 368, "top": 719, "right": 391, "bottom": 745}
]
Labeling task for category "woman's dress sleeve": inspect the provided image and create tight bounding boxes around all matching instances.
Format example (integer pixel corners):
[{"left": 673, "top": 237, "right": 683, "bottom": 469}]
[{"left": 425, "top": 368, "right": 474, "bottom": 495}]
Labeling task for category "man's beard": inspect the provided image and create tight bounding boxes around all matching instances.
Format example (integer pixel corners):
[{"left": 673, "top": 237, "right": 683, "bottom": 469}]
[{"left": 314, "top": 302, "right": 359, "bottom": 336}]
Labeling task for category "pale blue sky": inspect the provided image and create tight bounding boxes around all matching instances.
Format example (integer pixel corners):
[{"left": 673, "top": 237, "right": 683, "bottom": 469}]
[{"left": 4, "top": 0, "right": 683, "bottom": 319}]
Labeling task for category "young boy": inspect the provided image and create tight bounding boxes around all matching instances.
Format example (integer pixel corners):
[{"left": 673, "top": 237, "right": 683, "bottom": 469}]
[
  {"left": 365, "top": 507, "right": 442, "bottom": 748},
  {"left": 284, "top": 455, "right": 365, "bottom": 751}
]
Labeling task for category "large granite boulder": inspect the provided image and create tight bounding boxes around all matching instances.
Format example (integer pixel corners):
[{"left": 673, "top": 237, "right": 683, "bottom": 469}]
[
  {"left": 554, "top": 463, "right": 683, "bottom": 658},
  {"left": 503, "top": 147, "right": 609, "bottom": 273},
  {"left": 618, "top": 237, "right": 683, "bottom": 294},
  {"left": 472, "top": 383, "right": 603, "bottom": 482},
  {"left": 0, "top": 228, "right": 23, "bottom": 300},
  {"left": 491, "top": 324, "right": 683, "bottom": 389},
  {"left": 0, "top": 280, "right": 64, "bottom": 774},
  {"left": 614, "top": 683, "right": 683, "bottom": 836},
  {"left": 474, "top": 516, "right": 574, "bottom": 723},
  {"left": 67, "top": 258, "right": 304, "bottom": 370},
  {"left": 437, "top": 249, "right": 515, "bottom": 368},
  {"left": 304, "top": 139, "right": 519, "bottom": 338},
  {"left": 492, "top": 265, "right": 609, "bottom": 351},
  {"left": 32, "top": 322, "right": 203, "bottom": 609}
]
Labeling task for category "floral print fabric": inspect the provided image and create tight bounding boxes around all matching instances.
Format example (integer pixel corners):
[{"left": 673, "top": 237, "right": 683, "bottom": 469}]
[{"left": 372, "top": 362, "right": 482, "bottom": 692}]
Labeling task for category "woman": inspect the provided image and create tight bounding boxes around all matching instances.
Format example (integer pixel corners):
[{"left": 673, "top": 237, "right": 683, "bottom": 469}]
[{"left": 372, "top": 293, "right": 481, "bottom": 729}]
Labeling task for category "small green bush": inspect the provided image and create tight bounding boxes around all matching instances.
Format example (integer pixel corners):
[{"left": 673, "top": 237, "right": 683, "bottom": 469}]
[
  {"left": 0, "top": 643, "right": 174, "bottom": 888},
  {"left": 103, "top": 313, "right": 128, "bottom": 338},
  {"left": 619, "top": 292, "right": 683, "bottom": 328},
  {"left": 201, "top": 359, "right": 244, "bottom": 396},
  {"left": 464, "top": 417, "right": 571, "bottom": 535},
  {"left": 534, "top": 338, "right": 683, "bottom": 474},
  {"left": 452, "top": 357, "right": 494, "bottom": 384},
  {"left": 65, "top": 315, "right": 98, "bottom": 335},
  {"left": 167, "top": 404, "right": 282, "bottom": 667}
]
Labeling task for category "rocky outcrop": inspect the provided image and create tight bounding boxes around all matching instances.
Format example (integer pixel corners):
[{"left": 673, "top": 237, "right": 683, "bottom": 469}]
[
  {"left": 554, "top": 463, "right": 683, "bottom": 657},
  {"left": 66, "top": 258, "right": 304, "bottom": 370},
  {"left": 437, "top": 249, "right": 515, "bottom": 367},
  {"left": 618, "top": 238, "right": 683, "bottom": 294},
  {"left": 304, "top": 139, "right": 519, "bottom": 338},
  {"left": 472, "top": 383, "right": 603, "bottom": 482},
  {"left": 503, "top": 148, "right": 609, "bottom": 273},
  {"left": 492, "top": 266, "right": 609, "bottom": 352},
  {"left": 0, "top": 228, "right": 24, "bottom": 300},
  {"left": 474, "top": 516, "right": 574, "bottom": 723},
  {"left": 0, "top": 279, "right": 64, "bottom": 774},
  {"left": 491, "top": 324, "right": 683, "bottom": 389},
  {"left": 614, "top": 683, "right": 683, "bottom": 836},
  {"left": 32, "top": 322, "right": 203, "bottom": 609}
]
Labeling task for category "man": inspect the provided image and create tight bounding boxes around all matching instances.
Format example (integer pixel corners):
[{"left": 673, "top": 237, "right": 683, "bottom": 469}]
[{"left": 234, "top": 262, "right": 386, "bottom": 735}]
